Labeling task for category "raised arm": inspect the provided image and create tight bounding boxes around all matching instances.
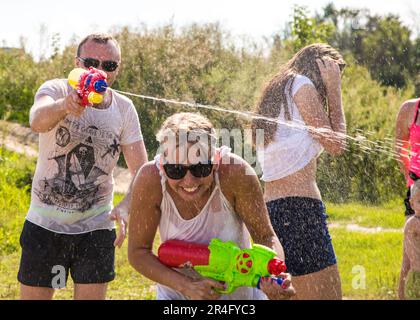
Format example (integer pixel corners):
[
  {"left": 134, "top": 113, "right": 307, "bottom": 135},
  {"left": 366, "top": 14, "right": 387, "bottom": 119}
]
[
  {"left": 30, "top": 91, "right": 85, "bottom": 133},
  {"left": 110, "top": 140, "right": 148, "bottom": 248},
  {"left": 293, "top": 58, "right": 346, "bottom": 156}
]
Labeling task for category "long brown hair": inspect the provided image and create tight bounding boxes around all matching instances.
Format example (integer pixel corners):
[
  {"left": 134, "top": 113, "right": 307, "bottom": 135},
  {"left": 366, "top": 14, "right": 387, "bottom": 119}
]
[{"left": 252, "top": 43, "right": 346, "bottom": 146}]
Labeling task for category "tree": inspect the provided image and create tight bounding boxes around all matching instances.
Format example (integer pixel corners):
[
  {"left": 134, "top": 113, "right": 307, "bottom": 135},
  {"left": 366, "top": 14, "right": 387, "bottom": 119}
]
[
  {"left": 290, "top": 5, "right": 335, "bottom": 51},
  {"left": 360, "top": 15, "right": 413, "bottom": 88},
  {"left": 318, "top": 3, "right": 416, "bottom": 89}
]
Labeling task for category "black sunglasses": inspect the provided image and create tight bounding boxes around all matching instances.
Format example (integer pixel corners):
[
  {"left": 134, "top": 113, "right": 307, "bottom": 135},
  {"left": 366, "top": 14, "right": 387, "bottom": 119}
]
[
  {"left": 77, "top": 57, "right": 119, "bottom": 72},
  {"left": 163, "top": 162, "right": 213, "bottom": 180}
]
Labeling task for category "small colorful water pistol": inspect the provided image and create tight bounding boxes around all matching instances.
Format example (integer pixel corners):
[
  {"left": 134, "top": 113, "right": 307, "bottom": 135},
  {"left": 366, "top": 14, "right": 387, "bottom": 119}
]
[
  {"left": 158, "top": 238, "right": 287, "bottom": 294},
  {"left": 68, "top": 67, "right": 108, "bottom": 106}
]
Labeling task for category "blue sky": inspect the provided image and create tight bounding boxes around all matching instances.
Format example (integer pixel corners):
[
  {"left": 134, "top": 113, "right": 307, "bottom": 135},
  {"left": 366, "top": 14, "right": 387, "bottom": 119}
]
[{"left": 1, "top": 0, "right": 419, "bottom": 59}]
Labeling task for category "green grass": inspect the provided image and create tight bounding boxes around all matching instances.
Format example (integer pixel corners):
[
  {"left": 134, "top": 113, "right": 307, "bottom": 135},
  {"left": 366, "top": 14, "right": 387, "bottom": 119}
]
[
  {"left": 0, "top": 148, "right": 34, "bottom": 254},
  {"left": 331, "top": 228, "right": 402, "bottom": 300},
  {"left": 0, "top": 198, "right": 405, "bottom": 300},
  {"left": 325, "top": 201, "right": 404, "bottom": 300},
  {"left": 0, "top": 146, "right": 158, "bottom": 299},
  {"left": 0, "top": 191, "right": 160, "bottom": 300},
  {"left": 325, "top": 200, "right": 405, "bottom": 229},
  {"left": 0, "top": 241, "right": 159, "bottom": 300}
]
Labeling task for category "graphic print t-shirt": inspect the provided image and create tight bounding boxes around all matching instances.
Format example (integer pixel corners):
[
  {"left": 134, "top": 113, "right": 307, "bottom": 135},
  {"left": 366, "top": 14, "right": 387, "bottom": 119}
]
[{"left": 26, "top": 79, "right": 143, "bottom": 234}]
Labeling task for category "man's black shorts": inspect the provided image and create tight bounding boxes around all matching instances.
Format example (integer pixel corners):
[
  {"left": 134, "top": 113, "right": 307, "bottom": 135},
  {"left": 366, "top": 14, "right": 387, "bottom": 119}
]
[{"left": 18, "top": 220, "right": 116, "bottom": 288}]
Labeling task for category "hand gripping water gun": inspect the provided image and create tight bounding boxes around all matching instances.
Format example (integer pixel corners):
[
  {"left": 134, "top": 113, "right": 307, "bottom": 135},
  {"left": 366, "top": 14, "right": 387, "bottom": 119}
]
[
  {"left": 68, "top": 67, "right": 108, "bottom": 106},
  {"left": 158, "top": 238, "right": 287, "bottom": 294}
]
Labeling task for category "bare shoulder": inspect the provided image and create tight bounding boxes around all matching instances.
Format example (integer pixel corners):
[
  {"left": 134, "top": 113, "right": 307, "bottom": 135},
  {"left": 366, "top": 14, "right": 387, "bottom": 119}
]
[
  {"left": 218, "top": 153, "right": 258, "bottom": 196},
  {"left": 404, "top": 216, "right": 420, "bottom": 235},
  {"left": 400, "top": 99, "right": 418, "bottom": 111},
  {"left": 293, "top": 84, "right": 321, "bottom": 103},
  {"left": 397, "top": 99, "right": 419, "bottom": 120},
  {"left": 395, "top": 99, "right": 420, "bottom": 136},
  {"left": 218, "top": 153, "right": 255, "bottom": 177},
  {"left": 137, "top": 160, "right": 160, "bottom": 178},
  {"left": 293, "top": 84, "right": 325, "bottom": 117}
]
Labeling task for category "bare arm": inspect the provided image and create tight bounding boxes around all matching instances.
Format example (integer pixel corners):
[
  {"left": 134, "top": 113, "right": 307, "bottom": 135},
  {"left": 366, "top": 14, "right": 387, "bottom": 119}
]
[
  {"left": 115, "top": 140, "right": 148, "bottom": 213},
  {"left": 127, "top": 163, "right": 188, "bottom": 290},
  {"left": 30, "top": 91, "right": 85, "bottom": 133},
  {"left": 222, "top": 155, "right": 295, "bottom": 299},
  {"left": 222, "top": 155, "right": 284, "bottom": 257},
  {"left": 293, "top": 59, "right": 346, "bottom": 156},
  {"left": 111, "top": 139, "right": 148, "bottom": 248},
  {"left": 127, "top": 163, "right": 224, "bottom": 300},
  {"left": 399, "top": 219, "right": 414, "bottom": 299}
]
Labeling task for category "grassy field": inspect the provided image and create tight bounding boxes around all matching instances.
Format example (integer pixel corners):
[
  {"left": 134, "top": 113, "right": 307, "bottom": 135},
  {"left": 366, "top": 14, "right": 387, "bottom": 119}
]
[
  {"left": 0, "top": 147, "right": 406, "bottom": 300},
  {"left": 326, "top": 201, "right": 405, "bottom": 229},
  {"left": 326, "top": 201, "right": 404, "bottom": 299}
]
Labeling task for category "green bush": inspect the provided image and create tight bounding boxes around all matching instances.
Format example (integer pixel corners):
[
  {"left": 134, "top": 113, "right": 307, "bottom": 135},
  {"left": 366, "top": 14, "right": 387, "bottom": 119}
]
[
  {"left": 0, "top": 21, "right": 415, "bottom": 204},
  {"left": 113, "top": 24, "right": 269, "bottom": 161},
  {"left": 317, "top": 59, "right": 413, "bottom": 203}
]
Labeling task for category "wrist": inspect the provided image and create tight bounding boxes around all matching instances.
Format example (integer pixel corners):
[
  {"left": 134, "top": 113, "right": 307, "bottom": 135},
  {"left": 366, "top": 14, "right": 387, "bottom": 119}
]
[
  {"left": 119, "top": 207, "right": 129, "bottom": 220},
  {"left": 56, "top": 98, "right": 70, "bottom": 115},
  {"left": 326, "top": 86, "right": 341, "bottom": 100},
  {"left": 117, "top": 199, "right": 130, "bottom": 213},
  {"left": 327, "top": 92, "right": 343, "bottom": 113},
  {"left": 175, "top": 277, "right": 193, "bottom": 296}
]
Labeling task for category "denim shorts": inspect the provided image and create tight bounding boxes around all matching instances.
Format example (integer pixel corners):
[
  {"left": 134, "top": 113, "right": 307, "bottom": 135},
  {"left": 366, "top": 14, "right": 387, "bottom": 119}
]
[{"left": 266, "top": 197, "right": 337, "bottom": 276}]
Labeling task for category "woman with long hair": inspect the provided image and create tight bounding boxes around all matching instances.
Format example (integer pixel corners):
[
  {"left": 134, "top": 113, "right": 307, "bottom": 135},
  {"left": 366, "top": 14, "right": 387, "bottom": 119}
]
[{"left": 252, "top": 43, "right": 347, "bottom": 299}]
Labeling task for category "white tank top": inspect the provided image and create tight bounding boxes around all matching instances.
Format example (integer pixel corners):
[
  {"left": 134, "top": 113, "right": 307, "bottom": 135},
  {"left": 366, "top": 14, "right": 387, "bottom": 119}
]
[
  {"left": 154, "top": 146, "right": 267, "bottom": 300},
  {"left": 257, "top": 75, "right": 323, "bottom": 182}
]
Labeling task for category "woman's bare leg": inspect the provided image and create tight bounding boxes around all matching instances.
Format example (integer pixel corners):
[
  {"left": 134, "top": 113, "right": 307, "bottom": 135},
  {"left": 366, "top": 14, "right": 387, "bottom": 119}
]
[{"left": 291, "top": 264, "right": 342, "bottom": 300}]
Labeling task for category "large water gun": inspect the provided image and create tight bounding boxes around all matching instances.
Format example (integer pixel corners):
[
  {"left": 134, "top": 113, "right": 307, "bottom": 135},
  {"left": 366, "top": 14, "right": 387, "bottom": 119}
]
[
  {"left": 68, "top": 67, "right": 108, "bottom": 106},
  {"left": 158, "top": 238, "right": 287, "bottom": 294}
]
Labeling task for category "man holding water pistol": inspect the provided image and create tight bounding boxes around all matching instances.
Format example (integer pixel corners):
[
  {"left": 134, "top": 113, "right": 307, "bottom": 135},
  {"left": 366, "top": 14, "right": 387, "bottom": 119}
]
[{"left": 18, "top": 33, "right": 148, "bottom": 300}]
